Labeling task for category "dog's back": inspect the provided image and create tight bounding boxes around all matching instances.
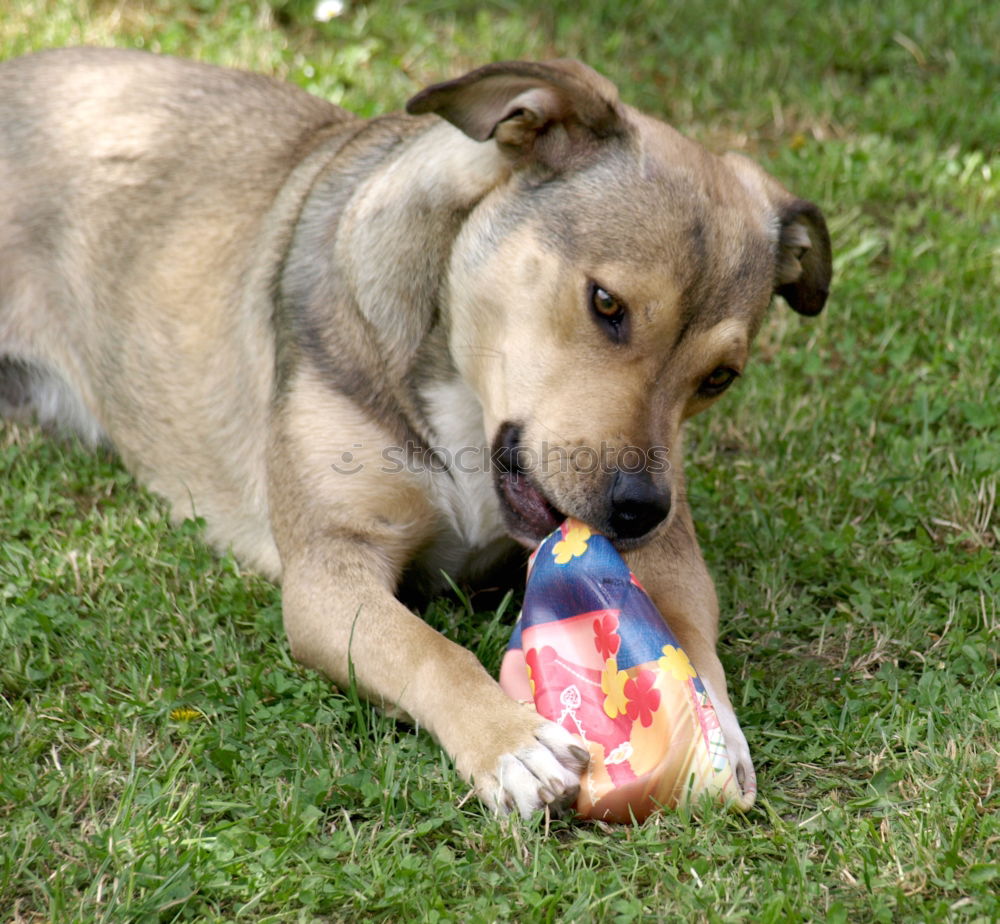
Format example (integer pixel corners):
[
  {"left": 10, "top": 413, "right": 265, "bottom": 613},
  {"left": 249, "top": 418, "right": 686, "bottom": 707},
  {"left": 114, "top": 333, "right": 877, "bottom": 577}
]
[
  {"left": 0, "top": 47, "right": 346, "bottom": 402},
  {"left": 0, "top": 48, "right": 354, "bottom": 573},
  {"left": 0, "top": 46, "right": 348, "bottom": 386}
]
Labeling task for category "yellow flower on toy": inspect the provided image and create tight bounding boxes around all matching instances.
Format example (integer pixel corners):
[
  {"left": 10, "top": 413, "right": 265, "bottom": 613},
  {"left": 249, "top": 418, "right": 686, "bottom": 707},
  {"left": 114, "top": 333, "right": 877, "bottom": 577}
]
[
  {"left": 658, "top": 644, "right": 697, "bottom": 682},
  {"left": 552, "top": 521, "right": 592, "bottom": 564},
  {"left": 601, "top": 657, "right": 629, "bottom": 718}
]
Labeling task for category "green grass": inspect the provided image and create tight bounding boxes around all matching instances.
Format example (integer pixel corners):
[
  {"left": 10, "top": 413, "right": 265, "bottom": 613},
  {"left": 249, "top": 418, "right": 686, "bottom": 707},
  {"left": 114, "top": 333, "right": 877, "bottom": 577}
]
[{"left": 1, "top": 0, "right": 998, "bottom": 921}]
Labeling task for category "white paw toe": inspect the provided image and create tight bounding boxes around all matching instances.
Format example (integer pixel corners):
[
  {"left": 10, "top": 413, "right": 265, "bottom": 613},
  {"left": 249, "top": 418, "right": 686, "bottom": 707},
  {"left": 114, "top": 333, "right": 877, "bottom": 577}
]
[{"left": 484, "top": 722, "right": 589, "bottom": 819}]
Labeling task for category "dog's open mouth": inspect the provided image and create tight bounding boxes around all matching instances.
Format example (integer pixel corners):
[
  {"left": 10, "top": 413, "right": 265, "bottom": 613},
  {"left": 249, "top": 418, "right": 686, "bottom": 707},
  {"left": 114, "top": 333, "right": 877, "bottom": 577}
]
[{"left": 492, "top": 423, "right": 564, "bottom": 543}]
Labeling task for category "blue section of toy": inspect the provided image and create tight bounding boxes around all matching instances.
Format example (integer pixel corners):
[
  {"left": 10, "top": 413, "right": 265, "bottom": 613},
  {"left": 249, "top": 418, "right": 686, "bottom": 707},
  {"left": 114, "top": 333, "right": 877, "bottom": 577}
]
[{"left": 509, "top": 522, "right": 706, "bottom": 694}]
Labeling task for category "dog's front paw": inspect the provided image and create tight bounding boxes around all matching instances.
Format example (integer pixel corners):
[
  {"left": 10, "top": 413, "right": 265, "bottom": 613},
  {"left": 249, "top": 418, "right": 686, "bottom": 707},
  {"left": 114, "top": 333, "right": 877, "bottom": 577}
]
[
  {"left": 719, "top": 707, "right": 757, "bottom": 807},
  {"left": 697, "top": 675, "right": 757, "bottom": 806},
  {"left": 730, "top": 740, "right": 757, "bottom": 807},
  {"left": 465, "top": 706, "right": 589, "bottom": 818}
]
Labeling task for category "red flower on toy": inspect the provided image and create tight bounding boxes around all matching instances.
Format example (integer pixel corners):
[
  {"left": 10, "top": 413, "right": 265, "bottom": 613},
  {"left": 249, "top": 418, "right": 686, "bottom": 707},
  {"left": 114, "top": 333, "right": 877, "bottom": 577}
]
[
  {"left": 593, "top": 611, "right": 621, "bottom": 661},
  {"left": 624, "top": 669, "right": 661, "bottom": 727},
  {"left": 525, "top": 645, "right": 562, "bottom": 705}
]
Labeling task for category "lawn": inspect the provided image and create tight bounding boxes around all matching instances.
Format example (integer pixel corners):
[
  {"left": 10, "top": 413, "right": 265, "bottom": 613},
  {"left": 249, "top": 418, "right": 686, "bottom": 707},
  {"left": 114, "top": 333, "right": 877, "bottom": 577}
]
[{"left": 1, "top": 1, "right": 998, "bottom": 921}]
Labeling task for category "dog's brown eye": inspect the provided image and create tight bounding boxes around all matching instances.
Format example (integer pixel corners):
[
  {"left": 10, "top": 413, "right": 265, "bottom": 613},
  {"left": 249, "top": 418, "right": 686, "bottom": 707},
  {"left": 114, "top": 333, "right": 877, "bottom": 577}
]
[
  {"left": 589, "top": 282, "right": 628, "bottom": 342},
  {"left": 592, "top": 286, "right": 621, "bottom": 318},
  {"left": 699, "top": 366, "right": 739, "bottom": 397}
]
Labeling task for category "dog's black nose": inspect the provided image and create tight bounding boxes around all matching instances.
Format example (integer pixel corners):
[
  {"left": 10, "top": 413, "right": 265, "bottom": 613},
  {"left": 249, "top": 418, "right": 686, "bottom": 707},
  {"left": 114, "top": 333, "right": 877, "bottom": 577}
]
[{"left": 608, "top": 470, "right": 670, "bottom": 540}]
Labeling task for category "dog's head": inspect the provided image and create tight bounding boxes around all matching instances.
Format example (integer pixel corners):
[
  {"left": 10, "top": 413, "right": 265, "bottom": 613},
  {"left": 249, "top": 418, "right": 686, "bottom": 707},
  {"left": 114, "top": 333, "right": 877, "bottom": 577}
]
[{"left": 408, "top": 61, "right": 831, "bottom": 548}]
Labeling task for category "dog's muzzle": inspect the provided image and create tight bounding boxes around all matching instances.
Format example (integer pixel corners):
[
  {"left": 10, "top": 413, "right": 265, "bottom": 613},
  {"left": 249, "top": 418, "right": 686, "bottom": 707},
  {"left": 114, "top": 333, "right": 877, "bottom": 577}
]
[{"left": 491, "top": 423, "right": 671, "bottom": 546}]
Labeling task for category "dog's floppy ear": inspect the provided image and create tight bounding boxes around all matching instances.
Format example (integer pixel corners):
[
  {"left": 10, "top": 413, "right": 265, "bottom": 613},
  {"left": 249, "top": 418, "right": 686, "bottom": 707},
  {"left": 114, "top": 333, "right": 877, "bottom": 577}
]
[
  {"left": 406, "top": 60, "right": 626, "bottom": 169},
  {"left": 774, "top": 199, "right": 832, "bottom": 316},
  {"left": 723, "top": 152, "right": 832, "bottom": 316}
]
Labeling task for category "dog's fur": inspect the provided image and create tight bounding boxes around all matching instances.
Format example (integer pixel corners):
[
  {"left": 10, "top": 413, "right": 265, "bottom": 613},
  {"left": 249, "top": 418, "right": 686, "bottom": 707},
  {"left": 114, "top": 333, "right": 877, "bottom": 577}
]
[{"left": 0, "top": 48, "right": 830, "bottom": 817}]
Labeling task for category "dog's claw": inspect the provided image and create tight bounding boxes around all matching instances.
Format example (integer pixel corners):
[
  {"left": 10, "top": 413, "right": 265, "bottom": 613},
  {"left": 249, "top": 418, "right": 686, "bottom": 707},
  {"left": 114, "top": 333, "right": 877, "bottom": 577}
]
[
  {"left": 697, "top": 675, "right": 757, "bottom": 807},
  {"left": 734, "top": 756, "right": 757, "bottom": 805},
  {"left": 723, "top": 725, "right": 757, "bottom": 806}
]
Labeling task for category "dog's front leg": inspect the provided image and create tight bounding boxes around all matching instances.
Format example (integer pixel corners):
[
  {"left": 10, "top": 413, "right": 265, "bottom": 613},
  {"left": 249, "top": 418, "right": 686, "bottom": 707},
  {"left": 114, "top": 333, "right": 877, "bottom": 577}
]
[
  {"left": 279, "top": 539, "right": 589, "bottom": 815},
  {"left": 624, "top": 501, "right": 757, "bottom": 803},
  {"left": 268, "top": 374, "right": 587, "bottom": 817}
]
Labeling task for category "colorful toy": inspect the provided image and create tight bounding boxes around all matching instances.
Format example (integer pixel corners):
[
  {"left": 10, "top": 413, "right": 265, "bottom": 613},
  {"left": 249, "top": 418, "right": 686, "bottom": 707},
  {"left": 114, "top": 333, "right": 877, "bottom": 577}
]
[{"left": 499, "top": 519, "right": 754, "bottom": 822}]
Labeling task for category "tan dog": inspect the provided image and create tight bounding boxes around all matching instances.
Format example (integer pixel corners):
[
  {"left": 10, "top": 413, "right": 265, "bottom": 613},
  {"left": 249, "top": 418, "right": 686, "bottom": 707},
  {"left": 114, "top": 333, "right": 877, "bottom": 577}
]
[{"left": 0, "top": 48, "right": 830, "bottom": 817}]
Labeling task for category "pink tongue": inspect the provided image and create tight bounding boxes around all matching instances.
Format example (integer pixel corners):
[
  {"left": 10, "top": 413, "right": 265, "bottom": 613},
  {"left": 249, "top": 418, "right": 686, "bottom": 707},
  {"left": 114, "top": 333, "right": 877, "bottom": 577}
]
[{"left": 505, "top": 472, "right": 560, "bottom": 534}]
